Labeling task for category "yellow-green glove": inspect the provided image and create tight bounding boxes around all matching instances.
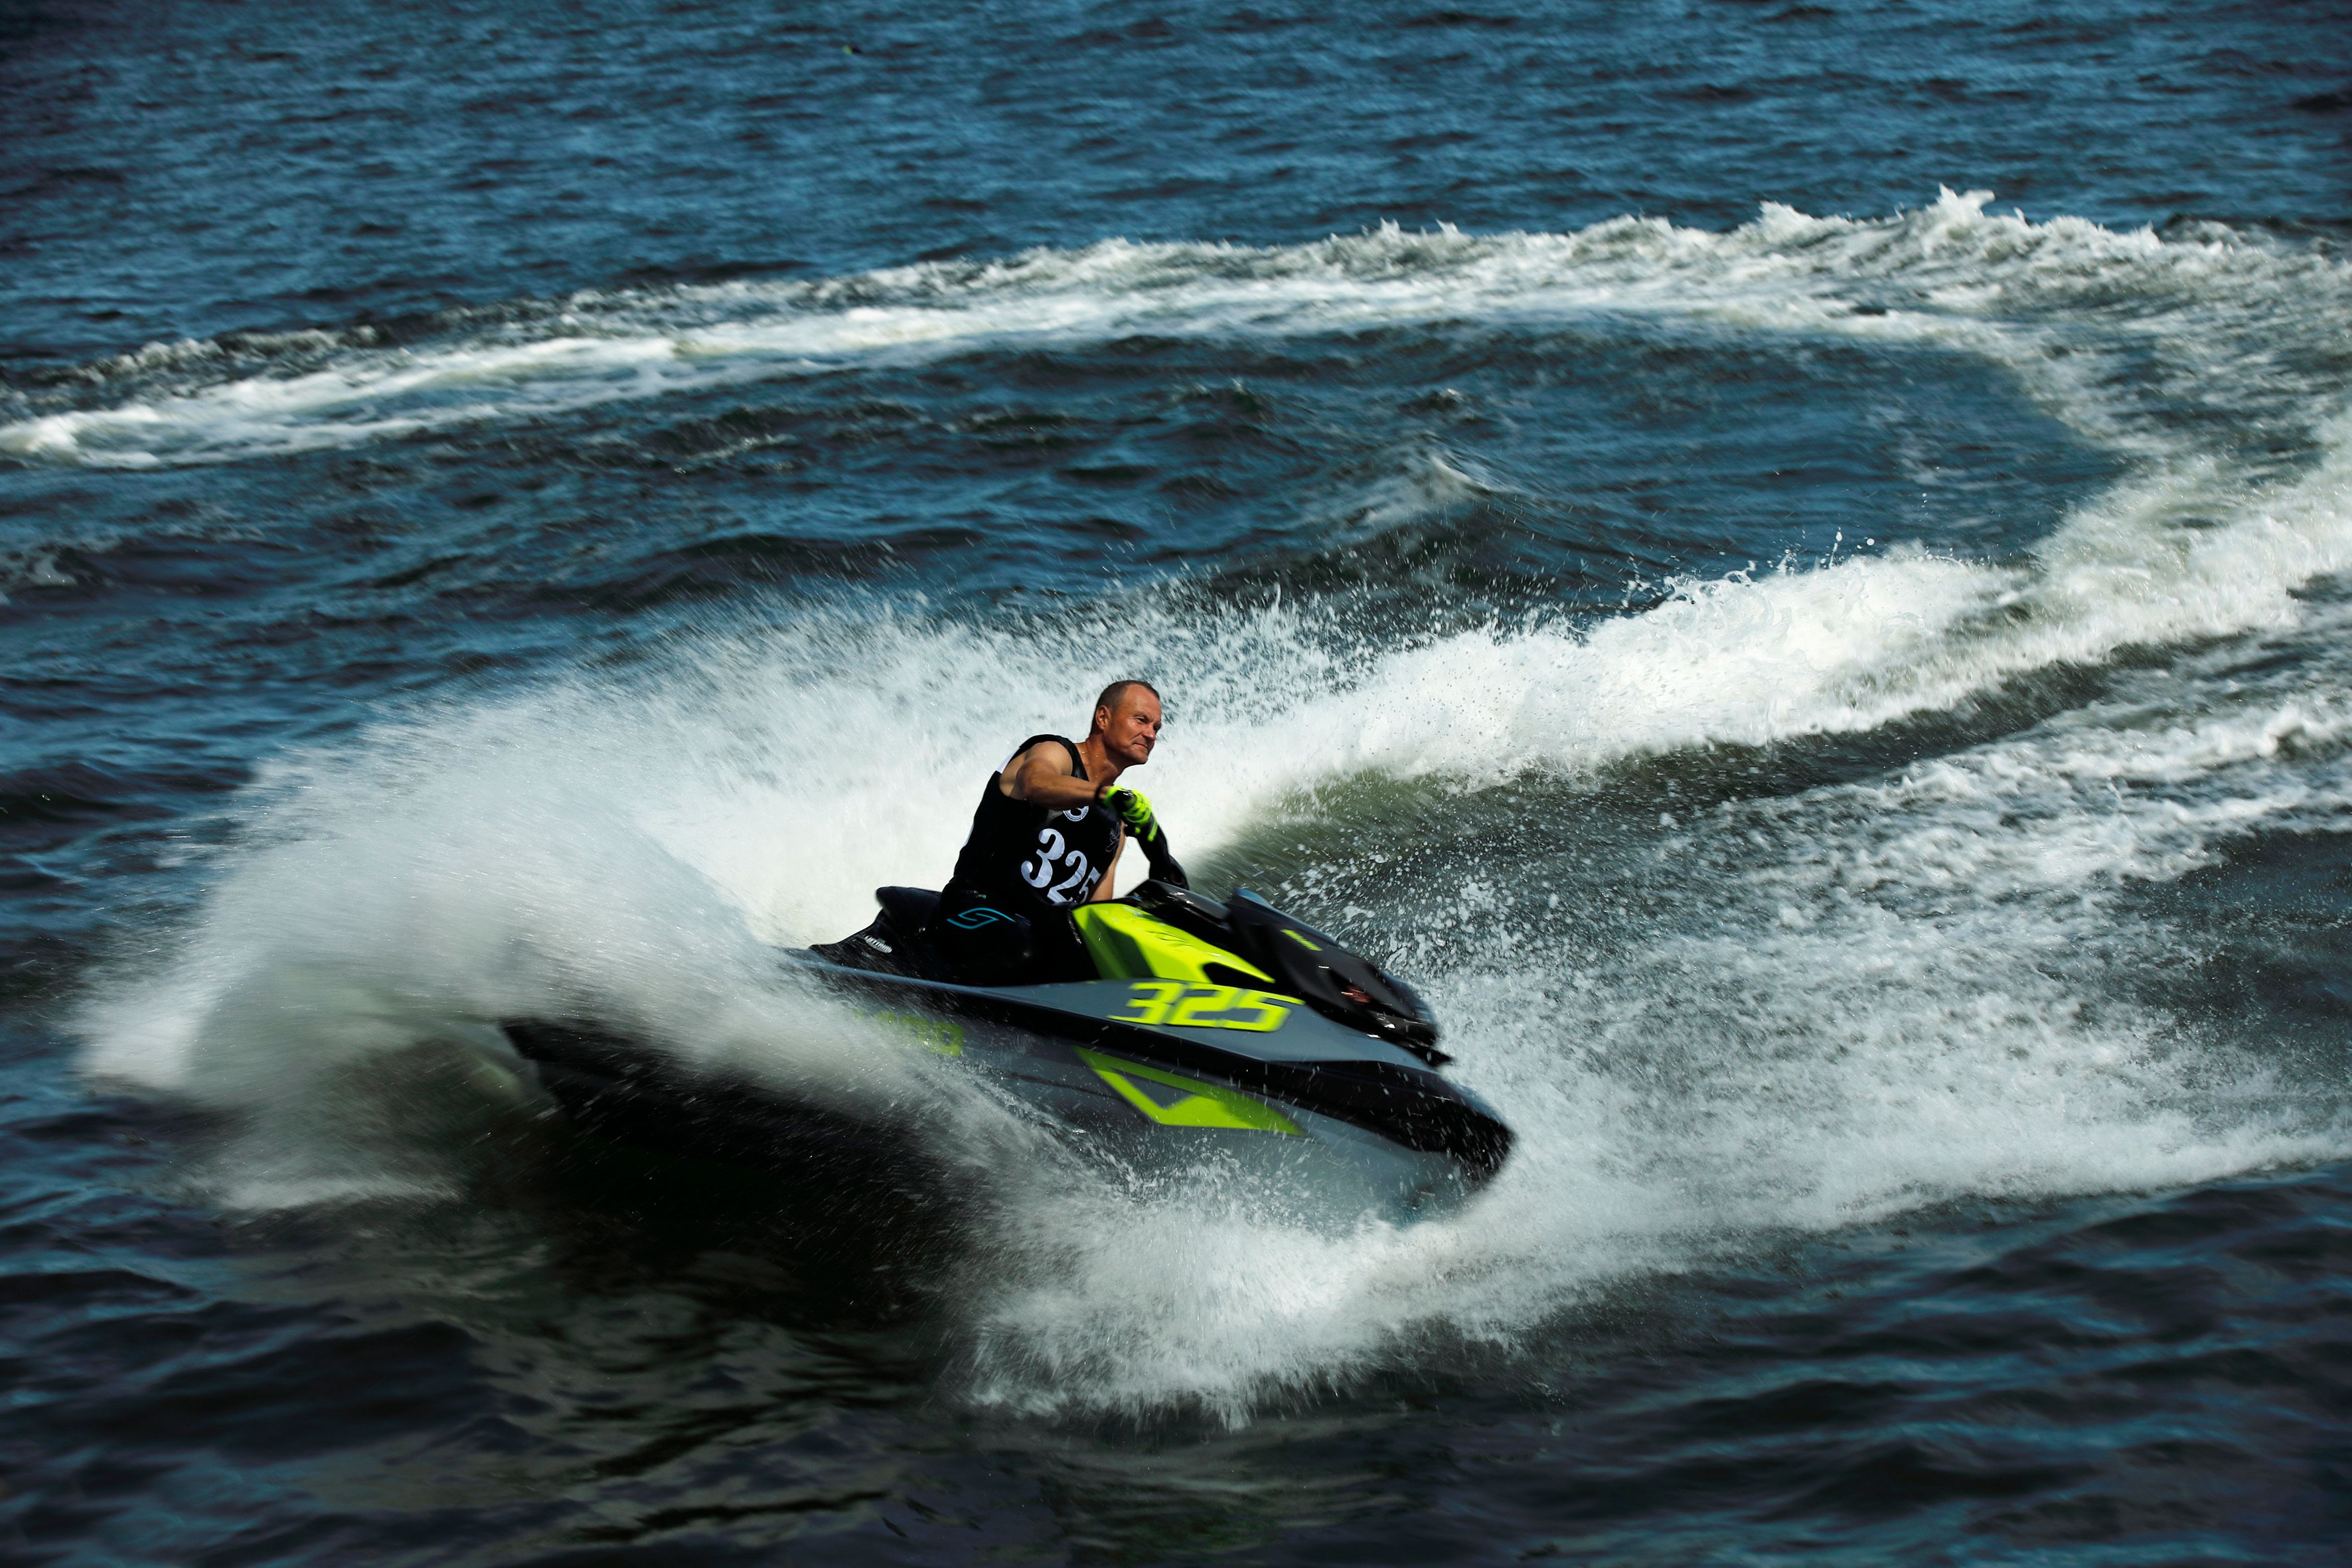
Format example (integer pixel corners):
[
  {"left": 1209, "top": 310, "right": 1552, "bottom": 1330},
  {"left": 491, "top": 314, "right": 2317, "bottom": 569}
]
[{"left": 1101, "top": 785, "right": 1156, "bottom": 836}]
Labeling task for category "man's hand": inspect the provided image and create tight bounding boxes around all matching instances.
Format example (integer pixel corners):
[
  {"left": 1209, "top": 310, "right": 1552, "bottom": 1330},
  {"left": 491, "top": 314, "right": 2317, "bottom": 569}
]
[{"left": 1101, "top": 785, "right": 1157, "bottom": 836}]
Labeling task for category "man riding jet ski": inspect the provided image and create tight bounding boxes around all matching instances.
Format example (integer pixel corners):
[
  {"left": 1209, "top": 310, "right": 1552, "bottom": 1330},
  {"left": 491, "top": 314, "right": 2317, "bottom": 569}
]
[
  {"left": 920, "top": 678, "right": 1178, "bottom": 986},
  {"left": 502, "top": 681, "right": 1512, "bottom": 1222}
]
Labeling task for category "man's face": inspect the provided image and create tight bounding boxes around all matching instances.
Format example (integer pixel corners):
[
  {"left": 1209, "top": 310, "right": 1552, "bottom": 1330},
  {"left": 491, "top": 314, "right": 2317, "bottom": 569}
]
[{"left": 1097, "top": 690, "right": 1162, "bottom": 769}]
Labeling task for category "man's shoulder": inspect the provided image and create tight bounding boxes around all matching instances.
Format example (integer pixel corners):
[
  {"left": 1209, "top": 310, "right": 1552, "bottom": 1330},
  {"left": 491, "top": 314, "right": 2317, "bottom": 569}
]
[{"left": 1004, "top": 733, "right": 1079, "bottom": 771}]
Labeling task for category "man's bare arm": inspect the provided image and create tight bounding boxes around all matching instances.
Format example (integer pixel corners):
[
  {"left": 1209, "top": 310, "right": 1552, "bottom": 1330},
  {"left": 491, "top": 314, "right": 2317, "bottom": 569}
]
[{"left": 1000, "top": 741, "right": 1103, "bottom": 811}]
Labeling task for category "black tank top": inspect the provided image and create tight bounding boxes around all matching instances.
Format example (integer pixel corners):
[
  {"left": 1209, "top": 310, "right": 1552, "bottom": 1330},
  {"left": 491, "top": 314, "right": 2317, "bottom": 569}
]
[{"left": 941, "top": 734, "right": 1124, "bottom": 916}]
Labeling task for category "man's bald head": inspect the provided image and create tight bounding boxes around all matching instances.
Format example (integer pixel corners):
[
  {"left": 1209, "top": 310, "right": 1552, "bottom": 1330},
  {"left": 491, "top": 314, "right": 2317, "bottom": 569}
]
[
  {"left": 1090, "top": 679, "right": 1162, "bottom": 769},
  {"left": 1093, "top": 678, "right": 1158, "bottom": 719}
]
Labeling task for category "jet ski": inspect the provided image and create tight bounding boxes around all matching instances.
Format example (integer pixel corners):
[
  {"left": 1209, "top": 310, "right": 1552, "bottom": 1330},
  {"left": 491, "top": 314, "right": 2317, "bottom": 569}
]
[{"left": 501, "top": 880, "right": 1512, "bottom": 1222}]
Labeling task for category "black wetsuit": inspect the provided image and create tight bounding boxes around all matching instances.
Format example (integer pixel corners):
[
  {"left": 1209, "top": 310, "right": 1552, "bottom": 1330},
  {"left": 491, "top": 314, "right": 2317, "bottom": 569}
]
[{"left": 928, "top": 734, "right": 1123, "bottom": 983}]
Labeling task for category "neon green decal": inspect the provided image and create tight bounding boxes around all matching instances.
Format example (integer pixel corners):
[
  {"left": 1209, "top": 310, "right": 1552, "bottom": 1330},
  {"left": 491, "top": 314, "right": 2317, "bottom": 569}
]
[
  {"left": 1110, "top": 979, "right": 1186, "bottom": 1025},
  {"left": 1075, "top": 1048, "right": 1301, "bottom": 1135},
  {"left": 1070, "top": 903, "right": 1276, "bottom": 985},
  {"left": 1109, "top": 980, "right": 1291, "bottom": 1032},
  {"left": 1282, "top": 928, "right": 1322, "bottom": 952},
  {"left": 870, "top": 1010, "right": 964, "bottom": 1056}
]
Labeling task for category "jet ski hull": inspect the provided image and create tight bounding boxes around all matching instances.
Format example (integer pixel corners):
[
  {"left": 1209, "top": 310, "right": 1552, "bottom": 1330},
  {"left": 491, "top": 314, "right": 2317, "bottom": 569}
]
[{"left": 503, "top": 959, "right": 1512, "bottom": 1224}]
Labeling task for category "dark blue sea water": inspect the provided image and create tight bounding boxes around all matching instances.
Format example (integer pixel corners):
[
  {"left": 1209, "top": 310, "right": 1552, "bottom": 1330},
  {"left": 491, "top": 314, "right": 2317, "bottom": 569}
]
[{"left": 7, "top": 1, "right": 2352, "bottom": 1561}]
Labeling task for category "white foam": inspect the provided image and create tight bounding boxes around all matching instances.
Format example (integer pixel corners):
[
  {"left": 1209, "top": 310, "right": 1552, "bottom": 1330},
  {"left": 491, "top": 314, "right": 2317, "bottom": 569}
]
[
  {"left": 76, "top": 700, "right": 992, "bottom": 1208},
  {"left": 76, "top": 557, "right": 2352, "bottom": 1399},
  {"left": 961, "top": 606, "right": 2352, "bottom": 1420},
  {"left": 12, "top": 190, "right": 2347, "bottom": 467},
  {"left": 1131, "top": 400, "right": 2352, "bottom": 836}
]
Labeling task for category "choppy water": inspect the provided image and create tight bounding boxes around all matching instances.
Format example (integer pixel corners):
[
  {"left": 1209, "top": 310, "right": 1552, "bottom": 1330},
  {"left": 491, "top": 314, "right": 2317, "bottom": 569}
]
[{"left": 7, "top": 1, "right": 2352, "bottom": 1561}]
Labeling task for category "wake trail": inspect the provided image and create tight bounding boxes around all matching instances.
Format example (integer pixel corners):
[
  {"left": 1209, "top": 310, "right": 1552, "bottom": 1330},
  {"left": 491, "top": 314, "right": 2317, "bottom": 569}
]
[{"left": 8, "top": 190, "right": 2348, "bottom": 469}]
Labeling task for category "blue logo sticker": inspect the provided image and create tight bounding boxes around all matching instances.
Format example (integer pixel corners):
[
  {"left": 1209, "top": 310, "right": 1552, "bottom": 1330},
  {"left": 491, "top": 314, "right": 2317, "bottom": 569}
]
[{"left": 948, "top": 906, "right": 1014, "bottom": 929}]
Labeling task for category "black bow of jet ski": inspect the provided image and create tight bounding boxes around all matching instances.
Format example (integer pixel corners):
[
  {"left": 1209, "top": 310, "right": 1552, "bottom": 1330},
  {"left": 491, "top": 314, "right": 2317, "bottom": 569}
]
[{"left": 502, "top": 880, "right": 1512, "bottom": 1223}]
